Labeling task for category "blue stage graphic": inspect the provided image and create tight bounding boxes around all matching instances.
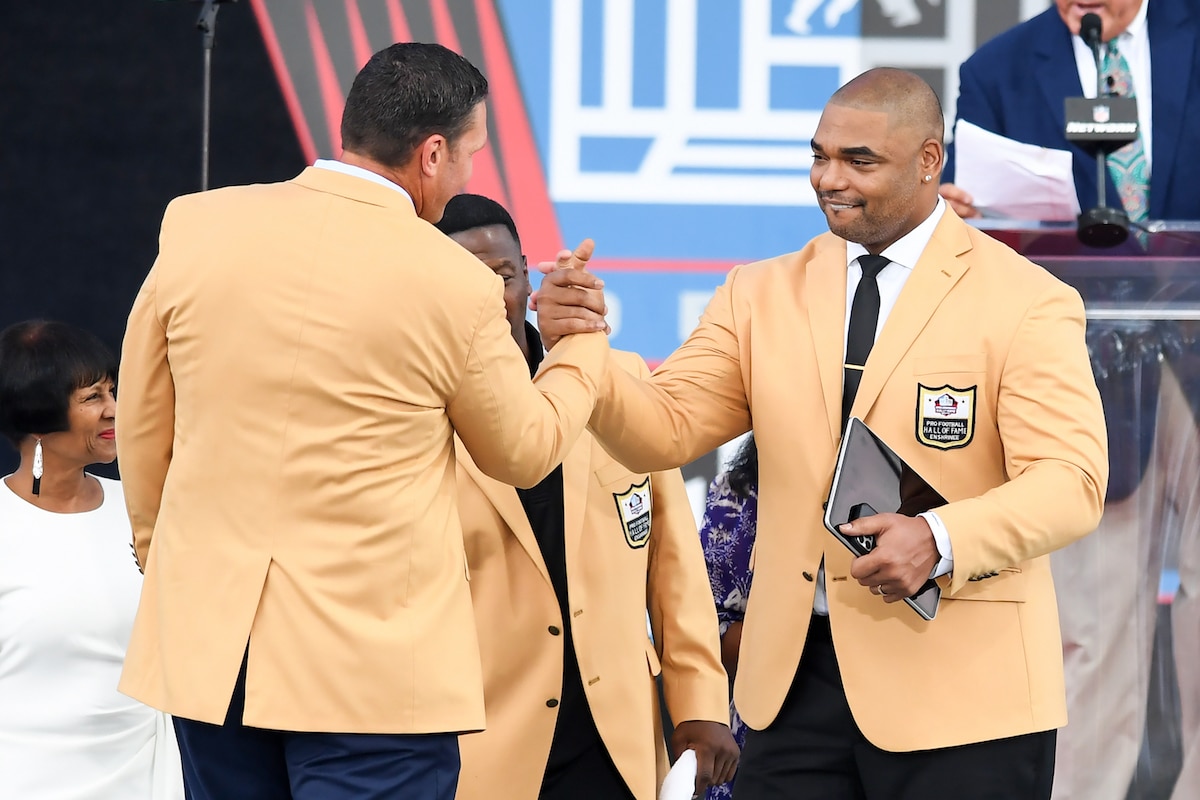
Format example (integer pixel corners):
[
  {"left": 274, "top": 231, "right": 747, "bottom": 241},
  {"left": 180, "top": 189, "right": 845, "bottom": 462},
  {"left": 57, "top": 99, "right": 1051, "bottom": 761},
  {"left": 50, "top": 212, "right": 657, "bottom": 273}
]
[{"left": 498, "top": 0, "right": 872, "bottom": 358}]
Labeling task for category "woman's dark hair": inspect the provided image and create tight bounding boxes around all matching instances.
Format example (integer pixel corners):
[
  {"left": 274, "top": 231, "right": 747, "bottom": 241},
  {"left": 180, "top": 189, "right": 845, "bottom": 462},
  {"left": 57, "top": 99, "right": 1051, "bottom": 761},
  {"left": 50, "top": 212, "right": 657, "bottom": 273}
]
[
  {"left": 0, "top": 320, "right": 117, "bottom": 447},
  {"left": 726, "top": 433, "right": 758, "bottom": 498},
  {"left": 340, "top": 42, "right": 489, "bottom": 168}
]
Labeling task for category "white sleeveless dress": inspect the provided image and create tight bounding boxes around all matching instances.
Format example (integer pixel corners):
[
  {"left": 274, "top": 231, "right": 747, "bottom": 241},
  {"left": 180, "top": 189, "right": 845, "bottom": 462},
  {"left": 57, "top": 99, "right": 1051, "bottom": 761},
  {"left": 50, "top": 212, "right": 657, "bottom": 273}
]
[{"left": 0, "top": 474, "right": 183, "bottom": 799}]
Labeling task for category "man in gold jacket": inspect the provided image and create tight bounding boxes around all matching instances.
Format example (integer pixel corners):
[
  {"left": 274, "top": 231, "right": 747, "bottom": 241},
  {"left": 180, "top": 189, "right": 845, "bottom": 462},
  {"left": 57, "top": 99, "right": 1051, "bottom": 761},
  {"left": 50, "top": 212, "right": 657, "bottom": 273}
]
[
  {"left": 435, "top": 194, "right": 738, "bottom": 800},
  {"left": 534, "top": 70, "right": 1109, "bottom": 800},
  {"left": 116, "top": 45, "right": 609, "bottom": 800}
]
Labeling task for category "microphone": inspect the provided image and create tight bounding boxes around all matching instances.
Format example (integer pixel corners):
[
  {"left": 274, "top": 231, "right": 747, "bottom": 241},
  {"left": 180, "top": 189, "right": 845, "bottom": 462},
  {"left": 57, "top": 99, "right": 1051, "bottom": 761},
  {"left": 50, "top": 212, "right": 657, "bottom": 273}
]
[
  {"left": 1081, "top": 13, "right": 1103, "bottom": 87},
  {"left": 1068, "top": 12, "right": 1136, "bottom": 247}
]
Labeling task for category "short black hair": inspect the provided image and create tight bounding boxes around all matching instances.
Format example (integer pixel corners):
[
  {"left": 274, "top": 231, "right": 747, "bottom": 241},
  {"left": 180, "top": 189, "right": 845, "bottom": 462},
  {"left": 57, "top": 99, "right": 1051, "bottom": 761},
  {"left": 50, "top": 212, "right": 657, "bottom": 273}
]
[
  {"left": 831, "top": 67, "right": 945, "bottom": 142},
  {"left": 340, "top": 42, "right": 489, "bottom": 168},
  {"left": 435, "top": 193, "right": 522, "bottom": 249},
  {"left": 726, "top": 433, "right": 758, "bottom": 498},
  {"left": 0, "top": 320, "right": 117, "bottom": 447}
]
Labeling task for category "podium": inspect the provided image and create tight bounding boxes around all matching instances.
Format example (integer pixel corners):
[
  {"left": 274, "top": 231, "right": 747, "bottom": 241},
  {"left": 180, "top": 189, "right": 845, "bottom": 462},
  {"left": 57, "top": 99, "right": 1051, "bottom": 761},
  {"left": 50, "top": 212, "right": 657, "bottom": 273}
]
[
  {"left": 975, "top": 220, "right": 1200, "bottom": 498},
  {"left": 973, "top": 220, "right": 1199, "bottom": 797}
]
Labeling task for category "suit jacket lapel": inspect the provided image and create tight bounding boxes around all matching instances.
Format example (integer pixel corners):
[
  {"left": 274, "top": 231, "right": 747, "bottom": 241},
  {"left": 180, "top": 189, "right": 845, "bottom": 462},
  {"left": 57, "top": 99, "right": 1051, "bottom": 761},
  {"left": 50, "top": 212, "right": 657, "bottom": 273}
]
[
  {"left": 459, "top": 452, "right": 554, "bottom": 590},
  {"left": 1034, "top": 16, "right": 1096, "bottom": 203},
  {"left": 1146, "top": 0, "right": 1196, "bottom": 215},
  {"left": 806, "top": 238, "right": 851, "bottom": 444},
  {"left": 561, "top": 437, "right": 593, "bottom": 576},
  {"left": 850, "top": 215, "right": 972, "bottom": 421}
]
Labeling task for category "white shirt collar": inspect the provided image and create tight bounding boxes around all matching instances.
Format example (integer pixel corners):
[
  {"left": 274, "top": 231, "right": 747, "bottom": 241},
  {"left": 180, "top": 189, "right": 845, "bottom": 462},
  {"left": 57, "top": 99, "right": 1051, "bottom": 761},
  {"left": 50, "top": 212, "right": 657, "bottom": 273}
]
[
  {"left": 312, "top": 159, "right": 414, "bottom": 206},
  {"left": 1119, "top": 0, "right": 1149, "bottom": 43},
  {"left": 845, "top": 197, "right": 947, "bottom": 272}
]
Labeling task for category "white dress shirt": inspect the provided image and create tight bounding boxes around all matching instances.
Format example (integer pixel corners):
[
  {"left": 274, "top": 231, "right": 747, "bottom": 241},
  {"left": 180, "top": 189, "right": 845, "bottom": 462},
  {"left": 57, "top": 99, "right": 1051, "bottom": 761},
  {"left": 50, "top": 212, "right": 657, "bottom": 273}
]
[
  {"left": 1070, "top": 0, "right": 1152, "bottom": 170},
  {"left": 812, "top": 197, "right": 954, "bottom": 615},
  {"left": 312, "top": 159, "right": 415, "bottom": 205}
]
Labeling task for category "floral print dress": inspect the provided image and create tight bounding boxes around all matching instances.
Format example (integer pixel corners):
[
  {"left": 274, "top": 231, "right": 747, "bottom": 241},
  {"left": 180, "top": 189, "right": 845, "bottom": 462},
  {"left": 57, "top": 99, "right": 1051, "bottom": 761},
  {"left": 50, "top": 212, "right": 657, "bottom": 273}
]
[{"left": 697, "top": 472, "right": 757, "bottom": 800}]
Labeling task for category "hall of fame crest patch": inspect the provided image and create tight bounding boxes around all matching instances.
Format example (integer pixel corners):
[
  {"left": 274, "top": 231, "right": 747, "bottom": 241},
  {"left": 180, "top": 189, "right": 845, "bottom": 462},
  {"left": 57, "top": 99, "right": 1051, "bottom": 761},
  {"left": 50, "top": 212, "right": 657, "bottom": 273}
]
[
  {"left": 613, "top": 479, "right": 652, "bottom": 549},
  {"left": 916, "top": 384, "right": 976, "bottom": 450}
]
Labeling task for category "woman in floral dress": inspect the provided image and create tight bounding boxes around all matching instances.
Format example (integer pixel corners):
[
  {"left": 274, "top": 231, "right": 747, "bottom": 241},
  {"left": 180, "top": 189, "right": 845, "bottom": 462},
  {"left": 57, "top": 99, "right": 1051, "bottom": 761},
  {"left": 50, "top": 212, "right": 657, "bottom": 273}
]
[{"left": 697, "top": 435, "right": 758, "bottom": 800}]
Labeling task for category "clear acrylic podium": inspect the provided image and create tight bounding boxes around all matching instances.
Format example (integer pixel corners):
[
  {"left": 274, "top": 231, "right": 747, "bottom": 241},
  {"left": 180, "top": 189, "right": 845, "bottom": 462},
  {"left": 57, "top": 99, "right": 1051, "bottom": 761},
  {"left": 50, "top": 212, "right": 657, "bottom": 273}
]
[{"left": 974, "top": 220, "right": 1200, "bottom": 799}]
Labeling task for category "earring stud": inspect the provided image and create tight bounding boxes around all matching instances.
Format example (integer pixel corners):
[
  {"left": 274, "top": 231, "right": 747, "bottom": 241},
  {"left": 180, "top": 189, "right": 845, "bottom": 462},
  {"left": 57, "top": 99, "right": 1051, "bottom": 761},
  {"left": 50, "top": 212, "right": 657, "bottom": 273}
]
[{"left": 32, "top": 437, "right": 43, "bottom": 496}]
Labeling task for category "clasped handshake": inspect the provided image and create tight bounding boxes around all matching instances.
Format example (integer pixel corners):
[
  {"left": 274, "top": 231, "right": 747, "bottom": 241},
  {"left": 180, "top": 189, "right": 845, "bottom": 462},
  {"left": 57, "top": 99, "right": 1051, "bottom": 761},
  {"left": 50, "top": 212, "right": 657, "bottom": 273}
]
[{"left": 529, "top": 239, "right": 611, "bottom": 349}]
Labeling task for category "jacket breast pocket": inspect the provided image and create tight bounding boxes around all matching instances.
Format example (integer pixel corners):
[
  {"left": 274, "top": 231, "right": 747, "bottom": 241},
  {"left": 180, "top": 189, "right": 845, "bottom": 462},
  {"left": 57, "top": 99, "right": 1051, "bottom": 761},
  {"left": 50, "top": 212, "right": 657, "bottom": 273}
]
[
  {"left": 596, "top": 462, "right": 653, "bottom": 549},
  {"left": 912, "top": 354, "right": 987, "bottom": 376},
  {"left": 595, "top": 461, "right": 635, "bottom": 487},
  {"left": 912, "top": 354, "right": 987, "bottom": 451}
]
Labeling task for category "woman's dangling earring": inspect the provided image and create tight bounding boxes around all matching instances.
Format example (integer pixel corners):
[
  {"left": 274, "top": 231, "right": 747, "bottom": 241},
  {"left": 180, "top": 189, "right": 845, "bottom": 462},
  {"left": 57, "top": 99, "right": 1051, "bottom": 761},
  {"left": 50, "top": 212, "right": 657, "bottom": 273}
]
[{"left": 32, "top": 438, "right": 43, "bottom": 496}]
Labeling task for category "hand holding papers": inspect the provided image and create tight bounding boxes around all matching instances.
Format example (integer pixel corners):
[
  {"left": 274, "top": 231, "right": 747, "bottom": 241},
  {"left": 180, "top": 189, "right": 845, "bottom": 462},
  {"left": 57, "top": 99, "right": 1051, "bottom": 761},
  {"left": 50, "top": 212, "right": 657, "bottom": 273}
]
[
  {"left": 953, "top": 120, "right": 1081, "bottom": 221},
  {"left": 659, "top": 749, "right": 698, "bottom": 800},
  {"left": 823, "top": 419, "right": 945, "bottom": 620}
]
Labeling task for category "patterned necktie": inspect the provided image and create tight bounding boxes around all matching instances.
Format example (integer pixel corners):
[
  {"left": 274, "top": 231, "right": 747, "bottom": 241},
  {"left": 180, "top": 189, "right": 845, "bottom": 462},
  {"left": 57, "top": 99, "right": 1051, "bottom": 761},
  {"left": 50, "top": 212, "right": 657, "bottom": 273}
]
[
  {"left": 842, "top": 255, "right": 889, "bottom": 426},
  {"left": 1100, "top": 38, "right": 1149, "bottom": 222}
]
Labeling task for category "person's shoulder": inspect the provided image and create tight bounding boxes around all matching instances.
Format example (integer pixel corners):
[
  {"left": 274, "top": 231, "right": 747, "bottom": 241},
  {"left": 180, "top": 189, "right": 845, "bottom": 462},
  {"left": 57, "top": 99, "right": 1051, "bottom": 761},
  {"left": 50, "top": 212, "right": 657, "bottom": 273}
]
[
  {"left": 702, "top": 471, "right": 750, "bottom": 518},
  {"left": 92, "top": 474, "right": 131, "bottom": 513},
  {"left": 957, "top": 220, "right": 1079, "bottom": 300},
  {"left": 92, "top": 474, "right": 125, "bottom": 496},
  {"left": 418, "top": 224, "right": 503, "bottom": 285},
  {"left": 707, "top": 470, "right": 734, "bottom": 499},
  {"left": 1151, "top": 0, "right": 1198, "bottom": 26},
  {"left": 965, "top": 7, "right": 1062, "bottom": 66},
  {"left": 733, "top": 231, "right": 840, "bottom": 280},
  {"left": 164, "top": 179, "right": 294, "bottom": 218}
]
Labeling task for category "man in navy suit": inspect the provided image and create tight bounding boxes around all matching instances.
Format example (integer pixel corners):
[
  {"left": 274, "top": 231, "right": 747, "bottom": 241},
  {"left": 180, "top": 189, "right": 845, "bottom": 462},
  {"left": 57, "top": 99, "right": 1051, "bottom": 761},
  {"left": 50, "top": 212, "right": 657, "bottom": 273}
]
[
  {"left": 941, "top": 0, "right": 1199, "bottom": 222},
  {"left": 940, "top": 3, "right": 1200, "bottom": 799}
]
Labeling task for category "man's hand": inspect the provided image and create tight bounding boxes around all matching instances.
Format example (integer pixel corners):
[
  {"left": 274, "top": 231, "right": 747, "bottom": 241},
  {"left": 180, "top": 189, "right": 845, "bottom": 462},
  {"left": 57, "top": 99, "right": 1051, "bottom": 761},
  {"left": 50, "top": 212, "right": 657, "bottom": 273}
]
[
  {"left": 671, "top": 720, "right": 740, "bottom": 796},
  {"left": 844, "top": 513, "right": 939, "bottom": 602},
  {"left": 938, "top": 183, "right": 981, "bottom": 219},
  {"left": 530, "top": 238, "right": 609, "bottom": 349},
  {"left": 720, "top": 621, "right": 743, "bottom": 679}
]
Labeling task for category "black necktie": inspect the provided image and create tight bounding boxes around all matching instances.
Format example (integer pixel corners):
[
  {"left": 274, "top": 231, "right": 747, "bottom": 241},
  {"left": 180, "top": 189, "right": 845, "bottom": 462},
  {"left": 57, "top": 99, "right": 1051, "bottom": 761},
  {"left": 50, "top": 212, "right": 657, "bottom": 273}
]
[{"left": 842, "top": 255, "right": 889, "bottom": 426}]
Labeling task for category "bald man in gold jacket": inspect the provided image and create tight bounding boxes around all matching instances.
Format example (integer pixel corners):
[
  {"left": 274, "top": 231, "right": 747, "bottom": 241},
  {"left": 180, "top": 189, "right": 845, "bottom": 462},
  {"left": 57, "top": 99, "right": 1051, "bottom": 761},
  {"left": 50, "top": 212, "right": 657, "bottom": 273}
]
[{"left": 534, "top": 69, "right": 1108, "bottom": 800}]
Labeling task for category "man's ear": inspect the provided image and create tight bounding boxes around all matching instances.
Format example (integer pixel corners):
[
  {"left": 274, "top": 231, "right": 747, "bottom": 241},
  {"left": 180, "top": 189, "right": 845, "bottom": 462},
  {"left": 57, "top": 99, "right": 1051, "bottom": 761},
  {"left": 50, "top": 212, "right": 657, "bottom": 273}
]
[
  {"left": 921, "top": 137, "right": 944, "bottom": 177},
  {"left": 419, "top": 133, "right": 448, "bottom": 178}
]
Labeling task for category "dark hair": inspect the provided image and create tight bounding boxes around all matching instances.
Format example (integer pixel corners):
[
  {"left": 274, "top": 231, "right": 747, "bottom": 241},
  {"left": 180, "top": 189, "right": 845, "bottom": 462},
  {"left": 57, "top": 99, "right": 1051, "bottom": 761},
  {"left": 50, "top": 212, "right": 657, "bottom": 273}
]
[
  {"left": 726, "top": 433, "right": 758, "bottom": 498},
  {"left": 0, "top": 320, "right": 117, "bottom": 447},
  {"left": 435, "top": 193, "right": 522, "bottom": 249},
  {"left": 340, "top": 42, "right": 489, "bottom": 168}
]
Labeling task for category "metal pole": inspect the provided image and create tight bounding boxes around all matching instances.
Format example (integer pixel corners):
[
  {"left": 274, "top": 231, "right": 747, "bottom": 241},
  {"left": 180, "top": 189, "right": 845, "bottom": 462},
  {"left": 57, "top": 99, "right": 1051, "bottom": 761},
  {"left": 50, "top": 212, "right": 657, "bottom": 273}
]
[{"left": 197, "top": 0, "right": 221, "bottom": 191}]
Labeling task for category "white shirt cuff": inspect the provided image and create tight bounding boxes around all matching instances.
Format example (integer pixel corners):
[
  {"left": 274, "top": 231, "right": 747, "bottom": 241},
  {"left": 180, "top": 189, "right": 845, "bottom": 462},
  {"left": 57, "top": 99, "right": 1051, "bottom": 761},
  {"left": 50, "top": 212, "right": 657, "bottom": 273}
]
[{"left": 918, "top": 510, "right": 954, "bottom": 579}]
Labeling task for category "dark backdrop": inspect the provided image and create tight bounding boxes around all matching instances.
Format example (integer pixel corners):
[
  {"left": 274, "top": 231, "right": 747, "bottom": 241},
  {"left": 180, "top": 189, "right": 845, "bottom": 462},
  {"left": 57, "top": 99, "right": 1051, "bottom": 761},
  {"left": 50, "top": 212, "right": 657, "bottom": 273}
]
[{"left": 0, "top": 0, "right": 305, "bottom": 472}]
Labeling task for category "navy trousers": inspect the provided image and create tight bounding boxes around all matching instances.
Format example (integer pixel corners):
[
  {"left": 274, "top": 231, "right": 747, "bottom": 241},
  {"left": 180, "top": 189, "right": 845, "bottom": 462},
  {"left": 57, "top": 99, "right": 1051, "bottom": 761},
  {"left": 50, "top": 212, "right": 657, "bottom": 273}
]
[{"left": 173, "top": 656, "right": 460, "bottom": 800}]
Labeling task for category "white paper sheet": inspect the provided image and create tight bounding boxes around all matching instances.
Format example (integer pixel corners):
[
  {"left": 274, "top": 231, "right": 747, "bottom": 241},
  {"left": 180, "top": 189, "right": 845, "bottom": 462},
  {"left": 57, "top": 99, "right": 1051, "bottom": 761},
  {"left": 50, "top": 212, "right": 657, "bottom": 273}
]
[
  {"left": 953, "top": 120, "right": 1082, "bottom": 221},
  {"left": 659, "top": 748, "right": 698, "bottom": 800}
]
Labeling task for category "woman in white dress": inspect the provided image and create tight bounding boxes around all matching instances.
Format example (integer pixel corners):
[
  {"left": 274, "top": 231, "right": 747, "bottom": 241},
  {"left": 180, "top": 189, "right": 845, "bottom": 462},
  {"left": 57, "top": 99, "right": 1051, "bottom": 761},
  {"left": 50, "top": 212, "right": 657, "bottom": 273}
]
[{"left": 0, "top": 320, "right": 184, "bottom": 800}]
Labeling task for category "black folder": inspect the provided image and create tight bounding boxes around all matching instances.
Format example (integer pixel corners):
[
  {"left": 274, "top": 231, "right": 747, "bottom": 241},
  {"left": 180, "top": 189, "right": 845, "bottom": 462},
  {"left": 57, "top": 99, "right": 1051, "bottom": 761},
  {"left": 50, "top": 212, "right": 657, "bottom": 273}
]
[{"left": 822, "top": 417, "right": 946, "bottom": 620}]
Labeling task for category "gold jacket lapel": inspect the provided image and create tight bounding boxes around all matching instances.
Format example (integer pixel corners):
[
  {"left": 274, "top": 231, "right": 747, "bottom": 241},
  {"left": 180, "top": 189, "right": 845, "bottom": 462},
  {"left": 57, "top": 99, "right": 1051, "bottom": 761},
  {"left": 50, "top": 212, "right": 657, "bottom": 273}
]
[
  {"left": 806, "top": 237, "right": 851, "bottom": 445},
  {"left": 561, "top": 438, "right": 593, "bottom": 576},
  {"left": 850, "top": 215, "right": 973, "bottom": 422},
  {"left": 459, "top": 452, "right": 554, "bottom": 590}
]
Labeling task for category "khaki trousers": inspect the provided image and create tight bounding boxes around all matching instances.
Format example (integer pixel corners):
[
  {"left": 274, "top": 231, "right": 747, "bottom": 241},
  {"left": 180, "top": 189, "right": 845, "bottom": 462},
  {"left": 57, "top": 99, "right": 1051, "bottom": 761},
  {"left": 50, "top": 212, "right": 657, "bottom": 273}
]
[{"left": 1051, "top": 367, "right": 1199, "bottom": 800}]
